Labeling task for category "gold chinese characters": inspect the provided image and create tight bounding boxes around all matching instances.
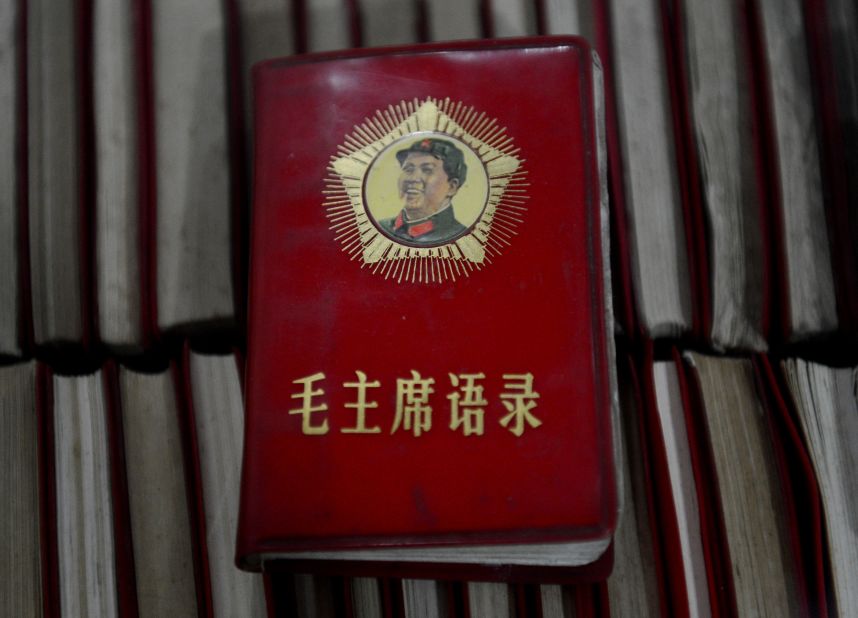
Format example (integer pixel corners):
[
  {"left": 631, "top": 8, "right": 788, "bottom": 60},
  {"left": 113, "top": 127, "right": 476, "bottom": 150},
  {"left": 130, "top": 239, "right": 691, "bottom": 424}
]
[{"left": 288, "top": 371, "right": 542, "bottom": 438}]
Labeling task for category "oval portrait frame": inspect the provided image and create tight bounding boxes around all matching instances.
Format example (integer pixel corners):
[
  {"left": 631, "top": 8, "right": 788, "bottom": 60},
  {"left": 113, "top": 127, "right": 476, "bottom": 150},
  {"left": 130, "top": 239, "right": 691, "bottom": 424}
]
[
  {"left": 362, "top": 132, "right": 490, "bottom": 248},
  {"left": 326, "top": 97, "right": 528, "bottom": 284}
]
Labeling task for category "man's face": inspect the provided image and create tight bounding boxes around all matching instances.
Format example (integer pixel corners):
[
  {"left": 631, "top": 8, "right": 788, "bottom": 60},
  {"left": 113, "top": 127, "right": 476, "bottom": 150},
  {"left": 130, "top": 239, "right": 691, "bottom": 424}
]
[{"left": 398, "top": 153, "right": 459, "bottom": 220}]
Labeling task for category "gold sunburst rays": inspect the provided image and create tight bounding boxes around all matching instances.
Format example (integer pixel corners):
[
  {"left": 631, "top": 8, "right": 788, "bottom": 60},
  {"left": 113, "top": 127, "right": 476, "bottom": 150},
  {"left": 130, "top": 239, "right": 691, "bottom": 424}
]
[{"left": 325, "top": 97, "right": 528, "bottom": 283}]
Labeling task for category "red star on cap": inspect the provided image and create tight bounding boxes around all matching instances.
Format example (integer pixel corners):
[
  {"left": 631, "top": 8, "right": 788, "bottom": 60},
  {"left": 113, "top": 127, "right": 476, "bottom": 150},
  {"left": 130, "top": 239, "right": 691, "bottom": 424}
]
[{"left": 420, "top": 139, "right": 431, "bottom": 149}]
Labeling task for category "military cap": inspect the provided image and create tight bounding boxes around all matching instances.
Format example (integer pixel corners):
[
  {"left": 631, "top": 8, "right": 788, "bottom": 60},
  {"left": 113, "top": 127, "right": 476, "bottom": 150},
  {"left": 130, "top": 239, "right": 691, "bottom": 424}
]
[{"left": 396, "top": 137, "right": 468, "bottom": 185}]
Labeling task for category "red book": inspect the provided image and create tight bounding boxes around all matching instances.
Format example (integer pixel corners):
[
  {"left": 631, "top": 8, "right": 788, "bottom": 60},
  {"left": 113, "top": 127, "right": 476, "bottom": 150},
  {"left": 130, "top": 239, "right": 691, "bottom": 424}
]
[{"left": 238, "top": 36, "right": 617, "bottom": 581}]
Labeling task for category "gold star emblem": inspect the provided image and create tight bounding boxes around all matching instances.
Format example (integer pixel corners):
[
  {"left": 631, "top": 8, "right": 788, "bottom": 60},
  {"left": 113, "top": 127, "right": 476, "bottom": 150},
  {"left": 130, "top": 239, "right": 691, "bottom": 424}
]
[{"left": 325, "top": 98, "right": 528, "bottom": 283}]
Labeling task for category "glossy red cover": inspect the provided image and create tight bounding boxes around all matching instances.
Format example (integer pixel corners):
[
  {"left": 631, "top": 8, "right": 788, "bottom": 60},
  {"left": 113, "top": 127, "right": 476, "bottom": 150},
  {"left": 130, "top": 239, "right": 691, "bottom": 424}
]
[{"left": 238, "top": 37, "right": 616, "bottom": 574}]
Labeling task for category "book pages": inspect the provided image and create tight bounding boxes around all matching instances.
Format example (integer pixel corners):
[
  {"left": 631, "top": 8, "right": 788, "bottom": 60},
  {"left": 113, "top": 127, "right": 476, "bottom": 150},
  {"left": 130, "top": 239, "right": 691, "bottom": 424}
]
[
  {"left": 402, "top": 579, "right": 448, "bottom": 618},
  {"left": 293, "top": 574, "right": 338, "bottom": 617},
  {"left": 538, "top": 586, "right": 569, "bottom": 618},
  {"left": 119, "top": 368, "right": 198, "bottom": 616},
  {"left": 757, "top": 0, "right": 837, "bottom": 339},
  {"left": 467, "top": 582, "right": 513, "bottom": 618},
  {"left": 490, "top": 0, "right": 537, "bottom": 37},
  {"left": 427, "top": 0, "right": 480, "bottom": 41},
  {"left": 783, "top": 360, "right": 858, "bottom": 618},
  {"left": 153, "top": 0, "right": 234, "bottom": 333},
  {"left": 351, "top": 577, "right": 383, "bottom": 618},
  {"left": 608, "top": 0, "right": 692, "bottom": 338},
  {"left": 652, "top": 361, "right": 711, "bottom": 617},
  {"left": 606, "top": 370, "right": 661, "bottom": 617},
  {"left": 826, "top": 0, "right": 858, "bottom": 226},
  {"left": 94, "top": 0, "right": 142, "bottom": 349},
  {"left": 543, "top": 0, "right": 594, "bottom": 37},
  {"left": 682, "top": 0, "right": 766, "bottom": 351},
  {"left": 54, "top": 373, "right": 118, "bottom": 617},
  {"left": 688, "top": 353, "right": 802, "bottom": 616},
  {"left": 307, "top": 0, "right": 352, "bottom": 51},
  {"left": 0, "top": 0, "right": 20, "bottom": 355},
  {"left": 28, "top": 0, "right": 83, "bottom": 344},
  {"left": 0, "top": 363, "right": 41, "bottom": 617},
  {"left": 238, "top": 0, "right": 294, "bottom": 154},
  {"left": 190, "top": 352, "right": 266, "bottom": 617},
  {"left": 361, "top": 0, "right": 419, "bottom": 46}
]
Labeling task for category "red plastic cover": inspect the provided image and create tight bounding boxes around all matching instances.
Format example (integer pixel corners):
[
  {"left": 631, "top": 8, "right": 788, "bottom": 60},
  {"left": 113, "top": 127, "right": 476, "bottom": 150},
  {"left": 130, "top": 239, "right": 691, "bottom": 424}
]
[{"left": 238, "top": 37, "right": 616, "bottom": 573}]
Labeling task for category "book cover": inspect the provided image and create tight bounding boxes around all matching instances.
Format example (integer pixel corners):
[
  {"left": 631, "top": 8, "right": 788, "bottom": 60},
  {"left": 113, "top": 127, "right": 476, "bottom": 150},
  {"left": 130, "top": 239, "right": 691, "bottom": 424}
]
[{"left": 238, "top": 37, "right": 617, "bottom": 579}]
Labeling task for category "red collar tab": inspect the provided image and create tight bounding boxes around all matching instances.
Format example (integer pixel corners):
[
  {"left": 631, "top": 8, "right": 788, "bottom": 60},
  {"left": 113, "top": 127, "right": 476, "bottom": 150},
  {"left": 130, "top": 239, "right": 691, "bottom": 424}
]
[
  {"left": 393, "top": 212, "right": 405, "bottom": 230},
  {"left": 407, "top": 220, "right": 434, "bottom": 237}
]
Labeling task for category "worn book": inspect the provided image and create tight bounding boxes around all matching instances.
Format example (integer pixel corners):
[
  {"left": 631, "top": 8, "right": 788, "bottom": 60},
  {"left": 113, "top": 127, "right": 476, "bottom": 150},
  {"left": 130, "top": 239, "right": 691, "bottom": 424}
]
[
  {"left": 45, "top": 369, "right": 133, "bottom": 616},
  {"left": 238, "top": 37, "right": 618, "bottom": 580},
  {"left": 28, "top": 0, "right": 90, "bottom": 347},
  {"left": 643, "top": 351, "right": 820, "bottom": 617},
  {"left": 115, "top": 364, "right": 199, "bottom": 616},
  {"left": 782, "top": 358, "right": 858, "bottom": 617},
  {"left": 605, "top": 354, "right": 663, "bottom": 617},
  {"left": 604, "top": 0, "right": 693, "bottom": 340},
  {"left": 645, "top": 353, "right": 711, "bottom": 617},
  {"left": 802, "top": 0, "right": 858, "bottom": 338},
  {"left": 93, "top": 0, "right": 153, "bottom": 352},
  {"left": 152, "top": 0, "right": 237, "bottom": 336},
  {"left": 0, "top": 1, "right": 24, "bottom": 357},
  {"left": 0, "top": 363, "right": 41, "bottom": 617},
  {"left": 669, "top": 0, "right": 769, "bottom": 351},
  {"left": 183, "top": 349, "right": 268, "bottom": 616},
  {"left": 753, "top": 0, "right": 839, "bottom": 341}
]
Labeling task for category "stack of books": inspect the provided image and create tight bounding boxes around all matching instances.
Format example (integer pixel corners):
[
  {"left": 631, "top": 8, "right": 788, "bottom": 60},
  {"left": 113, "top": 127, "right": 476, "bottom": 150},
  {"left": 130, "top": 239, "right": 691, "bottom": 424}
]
[{"left": 1, "top": 0, "right": 855, "bottom": 616}]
